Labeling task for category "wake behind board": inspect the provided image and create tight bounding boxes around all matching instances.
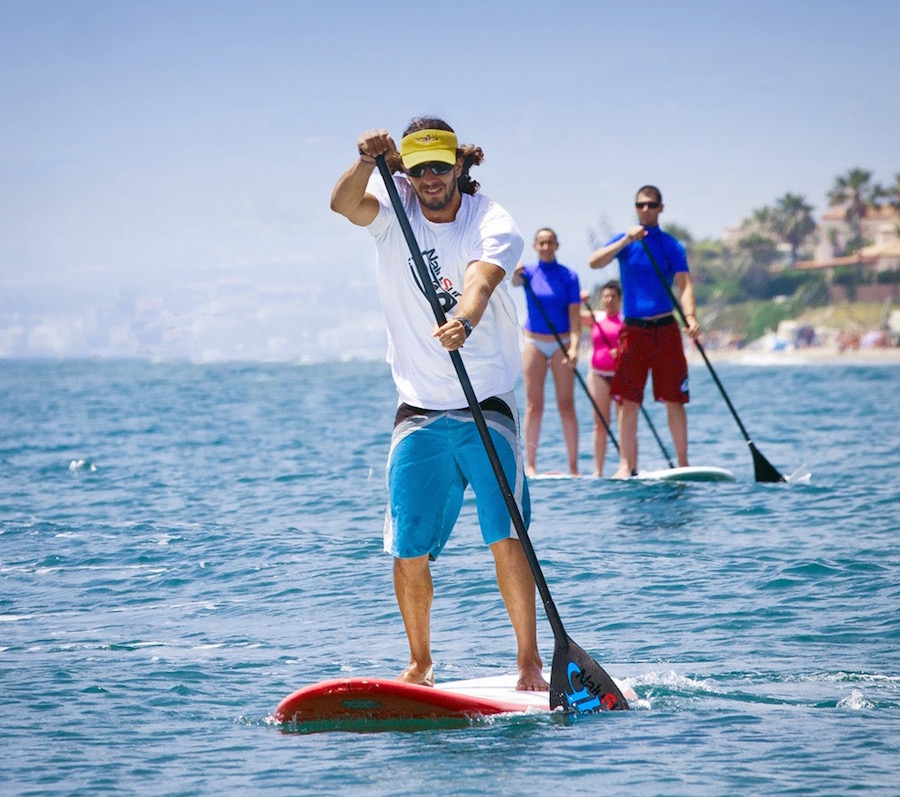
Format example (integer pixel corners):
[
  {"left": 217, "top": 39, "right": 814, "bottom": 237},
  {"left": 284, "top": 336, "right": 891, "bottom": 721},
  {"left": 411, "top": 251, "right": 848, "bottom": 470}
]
[
  {"left": 635, "top": 465, "right": 736, "bottom": 482},
  {"left": 275, "top": 672, "right": 636, "bottom": 729}
]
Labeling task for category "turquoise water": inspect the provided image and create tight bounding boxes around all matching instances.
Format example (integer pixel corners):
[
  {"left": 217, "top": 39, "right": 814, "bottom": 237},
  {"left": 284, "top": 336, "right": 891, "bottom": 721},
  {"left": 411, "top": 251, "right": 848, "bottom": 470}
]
[{"left": 2, "top": 358, "right": 898, "bottom": 795}]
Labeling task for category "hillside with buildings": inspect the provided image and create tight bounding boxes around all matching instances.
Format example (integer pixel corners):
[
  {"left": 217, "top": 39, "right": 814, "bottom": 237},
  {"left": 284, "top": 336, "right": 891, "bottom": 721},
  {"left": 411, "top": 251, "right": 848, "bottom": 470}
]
[{"left": 674, "top": 168, "right": 899, "bottom": 354}]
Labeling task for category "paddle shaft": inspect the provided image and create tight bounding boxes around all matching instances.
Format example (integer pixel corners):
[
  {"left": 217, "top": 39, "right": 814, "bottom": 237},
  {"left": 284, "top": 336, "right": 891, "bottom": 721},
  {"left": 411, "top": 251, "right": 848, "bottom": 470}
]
[
  {"left": 638, "top": 238, "right": 758, "bottom": 435},
  {"left": 638, "top": 238, "right": 785, "bottom": 481},
  {"left": 520, "top": 275, "right": 619, "bottom": 451},
  {"left": 582, "top": 296, "right": 675, "bottom": 468},
  {"left": 374, "top": 156, "right": 567, "bottom": 642}
]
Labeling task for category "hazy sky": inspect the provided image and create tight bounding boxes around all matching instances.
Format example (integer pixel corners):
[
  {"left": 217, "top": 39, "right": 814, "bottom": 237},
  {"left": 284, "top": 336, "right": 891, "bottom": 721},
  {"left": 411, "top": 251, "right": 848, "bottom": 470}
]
[{"left": 2, "top": 0, "right": 897, "bottom": 361}]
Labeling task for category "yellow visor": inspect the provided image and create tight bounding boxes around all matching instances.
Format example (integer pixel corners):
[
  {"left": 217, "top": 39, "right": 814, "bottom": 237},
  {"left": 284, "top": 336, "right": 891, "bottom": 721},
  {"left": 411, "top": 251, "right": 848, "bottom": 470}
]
[{"left": 399, "top": 129, "right": 459, "bottom": 169}]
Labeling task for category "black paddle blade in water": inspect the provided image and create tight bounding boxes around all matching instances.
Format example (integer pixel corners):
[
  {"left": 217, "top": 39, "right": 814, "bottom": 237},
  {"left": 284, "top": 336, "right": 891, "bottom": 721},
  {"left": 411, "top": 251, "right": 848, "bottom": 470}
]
[
  {"left": 751, "top": 443, "right": 786, "bottom": 483},
  {"left": 550, "top": 637, "right": 630, "bottom": 712}
]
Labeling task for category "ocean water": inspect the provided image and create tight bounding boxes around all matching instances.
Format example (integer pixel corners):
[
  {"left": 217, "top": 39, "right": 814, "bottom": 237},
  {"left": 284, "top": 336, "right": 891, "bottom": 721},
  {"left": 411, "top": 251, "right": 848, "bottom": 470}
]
[{"left": 1, "top": 357, "right": 898, "bottom": 796}]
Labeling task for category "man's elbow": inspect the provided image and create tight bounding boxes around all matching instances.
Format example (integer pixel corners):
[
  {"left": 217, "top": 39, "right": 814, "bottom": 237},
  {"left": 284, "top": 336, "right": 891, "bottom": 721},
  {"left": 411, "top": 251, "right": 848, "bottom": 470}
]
[
  {"left": 329, "top": 193, "right": 348, "bottom": 217},
  {"left": 330, "top": 199, "right": 359, "bottom": 224}
]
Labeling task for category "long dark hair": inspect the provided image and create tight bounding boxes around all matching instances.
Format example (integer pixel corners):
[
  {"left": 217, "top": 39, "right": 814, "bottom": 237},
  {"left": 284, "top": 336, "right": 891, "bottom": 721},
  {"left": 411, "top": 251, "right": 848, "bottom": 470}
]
[
  {"left": 601, "top": 279, "right": 622, "bottom": 298},
  {"left": 388, "top": 116, "right": 483, "bottom": 195}
]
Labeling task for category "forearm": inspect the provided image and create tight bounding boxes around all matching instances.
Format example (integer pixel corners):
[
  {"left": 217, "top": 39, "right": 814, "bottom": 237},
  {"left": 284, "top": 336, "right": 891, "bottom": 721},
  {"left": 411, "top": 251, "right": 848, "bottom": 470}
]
[
  {"left": 589, "top": 228, "right": 638, "bottom": 269},
  {"left": 330, "top": 157, "right": 378, "bottom": 225},
  {"left": 433, "top": 261, "right": 505, "bottom": 350},
  {"left": 567, "top": 304, "right": 581, "bottom": 347},
  {"left": 675, "top": 273, "right": 701, "bottom": 338},
  {"left": 454, "top": 262, "right": 505, "bottom": 325},
  {"left": 588, "top": 243, "right": 622, "bottom": 270},
  {"left": 678, "top": 277, "right": 696, "bottom": 317}
]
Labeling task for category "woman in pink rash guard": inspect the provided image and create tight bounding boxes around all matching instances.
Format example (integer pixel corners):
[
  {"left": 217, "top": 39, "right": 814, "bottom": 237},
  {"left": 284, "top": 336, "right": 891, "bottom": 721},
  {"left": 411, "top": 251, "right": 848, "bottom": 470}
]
[{"left": 581, "top": 280, "right": 623, "bottom": 476}]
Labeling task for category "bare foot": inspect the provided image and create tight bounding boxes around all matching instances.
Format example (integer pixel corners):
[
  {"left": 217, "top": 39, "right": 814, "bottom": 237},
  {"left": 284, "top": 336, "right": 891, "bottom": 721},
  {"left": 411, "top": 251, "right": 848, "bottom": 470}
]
[
  {"left": 525, "top": 467, "right": 537, "bottom": 478},
  {"left": 397, "top": 663, "right": 434, "bottom": 687},
  {"left": 516, "top": 662, "right": 549, "bottom": 691},
  {"left": 610, "top": 467, "right": 632, "bottom": 480}
]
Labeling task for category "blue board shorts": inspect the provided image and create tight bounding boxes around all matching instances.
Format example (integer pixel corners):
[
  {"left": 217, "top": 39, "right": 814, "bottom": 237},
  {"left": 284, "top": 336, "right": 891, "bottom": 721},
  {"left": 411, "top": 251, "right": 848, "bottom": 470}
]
[{"left": 383, "top": 391, "right": 530, "bottom": 560}]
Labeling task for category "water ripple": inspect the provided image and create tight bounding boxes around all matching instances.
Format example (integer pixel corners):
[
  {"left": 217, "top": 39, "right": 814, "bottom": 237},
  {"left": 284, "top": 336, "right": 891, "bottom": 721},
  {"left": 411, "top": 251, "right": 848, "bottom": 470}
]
[{"left": 1, "top": 359, "right": 898, "bottom": 795}]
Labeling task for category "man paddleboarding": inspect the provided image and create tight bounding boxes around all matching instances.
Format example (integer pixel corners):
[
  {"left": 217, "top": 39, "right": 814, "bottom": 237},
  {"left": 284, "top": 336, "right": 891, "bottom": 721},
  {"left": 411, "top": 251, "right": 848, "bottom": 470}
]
[
  {"left": 589, "top": 185, "right": 701, "bottom": 478},
  {"left": 330, "top": 117, "right": 547, "bottom": 692}
]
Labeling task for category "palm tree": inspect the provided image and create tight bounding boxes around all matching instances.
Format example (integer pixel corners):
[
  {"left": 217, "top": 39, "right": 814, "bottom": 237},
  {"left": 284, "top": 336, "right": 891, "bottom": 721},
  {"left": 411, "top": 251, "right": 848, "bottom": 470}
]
[
  {"left": 736, "top": 206, "right": 776, "bottom": 239},
  {"left": 750, "top": 206, "right": 776, "bottom": 229},
  {"left": 827, "top": 168, "right": 882, "bottom": 253},
  {"left": 889, "top": 173, "right": 900, "bottom": 212},
  {"left": 771, "top": 193, "right": 816, "bottom": 263},
  {"left": 736, "top": 232, "right": 780, "bottom": 298}
]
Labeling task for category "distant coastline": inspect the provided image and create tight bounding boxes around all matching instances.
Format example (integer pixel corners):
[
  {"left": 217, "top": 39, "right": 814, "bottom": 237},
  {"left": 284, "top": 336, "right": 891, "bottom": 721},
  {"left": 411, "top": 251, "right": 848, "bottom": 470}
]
[
  {"left": 686, "top": 299, "right": 899, "bottom": 364},
  {"left": 689, "top": 344, "right": 900, "bottom": 365}
]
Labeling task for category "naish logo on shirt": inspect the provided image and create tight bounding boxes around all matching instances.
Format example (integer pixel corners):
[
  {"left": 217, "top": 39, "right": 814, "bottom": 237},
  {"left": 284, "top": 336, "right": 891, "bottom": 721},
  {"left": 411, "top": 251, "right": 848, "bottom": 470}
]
[{"left": 409, "top": 249, "right": 460, "bottom": 313}]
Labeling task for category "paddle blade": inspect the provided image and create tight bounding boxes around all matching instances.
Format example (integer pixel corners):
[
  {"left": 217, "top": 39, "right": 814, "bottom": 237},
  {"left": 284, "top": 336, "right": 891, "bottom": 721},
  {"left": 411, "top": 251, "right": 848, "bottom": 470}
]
[
  {"left": 549, "top": 637, "right": 630, "bottom": 712},
  {"left": 750, "top": 442, "right": 785, "bottom": 483}
]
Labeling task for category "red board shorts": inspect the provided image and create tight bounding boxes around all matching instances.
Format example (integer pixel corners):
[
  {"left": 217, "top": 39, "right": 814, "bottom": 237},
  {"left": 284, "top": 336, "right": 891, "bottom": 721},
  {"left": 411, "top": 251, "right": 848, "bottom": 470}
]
[{"left": 609, "top": 317, "right": 689, "bottom": 405}]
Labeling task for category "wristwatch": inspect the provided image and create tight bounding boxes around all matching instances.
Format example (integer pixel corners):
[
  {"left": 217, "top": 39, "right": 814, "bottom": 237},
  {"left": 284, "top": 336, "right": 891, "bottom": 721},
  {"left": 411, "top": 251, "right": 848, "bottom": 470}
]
[{"left": 457, "top": 316, "right": 473, "bottom": 338}]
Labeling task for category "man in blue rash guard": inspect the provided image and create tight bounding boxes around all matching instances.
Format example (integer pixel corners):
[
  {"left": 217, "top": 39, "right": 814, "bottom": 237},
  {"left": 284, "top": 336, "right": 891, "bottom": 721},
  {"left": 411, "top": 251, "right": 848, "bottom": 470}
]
[{"left": 588, "top": 185, "right": 701, "bottom": 478}]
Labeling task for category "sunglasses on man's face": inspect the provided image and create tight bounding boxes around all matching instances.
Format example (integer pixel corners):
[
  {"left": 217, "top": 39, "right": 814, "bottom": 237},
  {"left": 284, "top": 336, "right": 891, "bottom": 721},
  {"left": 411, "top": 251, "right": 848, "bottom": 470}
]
[
  {"left": 635, "top": 201, "right": 661, "bottom": 210},
  {"left": 406, "top": 161, "right": 455, "bottom": 178}
]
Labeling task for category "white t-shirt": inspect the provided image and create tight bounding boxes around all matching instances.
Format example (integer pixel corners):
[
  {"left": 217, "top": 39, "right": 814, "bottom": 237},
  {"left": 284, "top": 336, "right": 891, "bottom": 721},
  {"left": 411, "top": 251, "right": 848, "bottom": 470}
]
[{"left": 366, "top": 173, "right": 525, "bottom": 409}]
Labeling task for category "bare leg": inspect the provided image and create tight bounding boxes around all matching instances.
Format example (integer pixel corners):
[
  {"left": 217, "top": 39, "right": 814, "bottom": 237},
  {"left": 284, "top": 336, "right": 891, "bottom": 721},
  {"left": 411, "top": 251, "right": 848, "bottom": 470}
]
[
  {"left": 587, "top": 371, "right": 612, "bottom": 476},
  {"left": 612, "top": 399, "right": 640, "bottom": 478},
  {"left": 521, "top": 344, "right": 549, "bottom": 477},
  {"left": 549, "top": 351, "right": 579, "bottom": 475},
  {"left": 490, "top": 538, "right": 548, "bottom": 691},
  {"left": 666, "top": 401, "right": 689, "bottom": 467},
  {"left": 393, "top": 555, "right": 435, "bottom": 686}
]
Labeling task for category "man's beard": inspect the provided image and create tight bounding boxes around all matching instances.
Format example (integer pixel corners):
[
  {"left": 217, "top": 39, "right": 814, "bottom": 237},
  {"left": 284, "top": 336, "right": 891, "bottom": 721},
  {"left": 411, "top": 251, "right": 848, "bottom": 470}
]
[{"left": 416, "top": 181, "right": 457, "bottom": 212}]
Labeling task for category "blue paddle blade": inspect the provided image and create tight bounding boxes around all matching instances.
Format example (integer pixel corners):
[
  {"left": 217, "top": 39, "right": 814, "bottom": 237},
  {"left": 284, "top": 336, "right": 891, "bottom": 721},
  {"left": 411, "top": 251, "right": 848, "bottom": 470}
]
[{"left": 550, "top": 637, "right": 630, "bottom": 712}]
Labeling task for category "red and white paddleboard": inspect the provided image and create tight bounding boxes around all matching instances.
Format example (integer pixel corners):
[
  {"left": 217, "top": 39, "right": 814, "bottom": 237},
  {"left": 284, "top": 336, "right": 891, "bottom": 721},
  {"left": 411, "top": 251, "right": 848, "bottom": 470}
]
[{"left": 274, "top": 672, "right": 635, "bottom": 725}]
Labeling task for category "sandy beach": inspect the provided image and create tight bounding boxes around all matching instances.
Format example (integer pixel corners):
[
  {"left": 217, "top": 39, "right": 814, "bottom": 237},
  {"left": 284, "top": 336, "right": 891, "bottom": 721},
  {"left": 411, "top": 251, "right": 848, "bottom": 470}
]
[
  {"left": 688, "top": 345, "right": 900, "bottom": 366},
  {"left": 687, "top": 302, "right": 900, "bottom": 365}
]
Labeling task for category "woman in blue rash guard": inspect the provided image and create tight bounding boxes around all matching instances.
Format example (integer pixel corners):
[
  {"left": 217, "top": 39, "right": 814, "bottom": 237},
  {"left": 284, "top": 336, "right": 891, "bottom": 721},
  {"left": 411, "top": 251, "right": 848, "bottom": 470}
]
[{"left": 512, "top": 228, "right": 582, "bottom": 477}]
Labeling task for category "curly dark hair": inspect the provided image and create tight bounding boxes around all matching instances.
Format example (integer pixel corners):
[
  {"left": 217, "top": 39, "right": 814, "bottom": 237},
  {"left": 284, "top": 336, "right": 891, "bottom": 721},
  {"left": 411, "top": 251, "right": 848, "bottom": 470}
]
[{"left": 386, "top": 116, "right": 483, "bottom": 195}]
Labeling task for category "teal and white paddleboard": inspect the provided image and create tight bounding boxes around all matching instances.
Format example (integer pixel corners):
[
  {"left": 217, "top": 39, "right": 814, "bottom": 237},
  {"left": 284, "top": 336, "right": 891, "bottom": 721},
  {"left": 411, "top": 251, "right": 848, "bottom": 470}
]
[
  {"left": 634, "top": 465, "right": 736, "bottom": 482},
  {"left": 529, "top": 466, "right": 736, "bottom": 482}
]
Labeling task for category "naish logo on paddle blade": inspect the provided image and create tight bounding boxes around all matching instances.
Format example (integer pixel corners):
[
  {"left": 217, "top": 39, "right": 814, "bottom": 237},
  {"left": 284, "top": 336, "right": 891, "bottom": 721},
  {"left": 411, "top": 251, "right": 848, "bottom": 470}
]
[{"left": 564, "top": 661, "right": 619, "bottom": 713}]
